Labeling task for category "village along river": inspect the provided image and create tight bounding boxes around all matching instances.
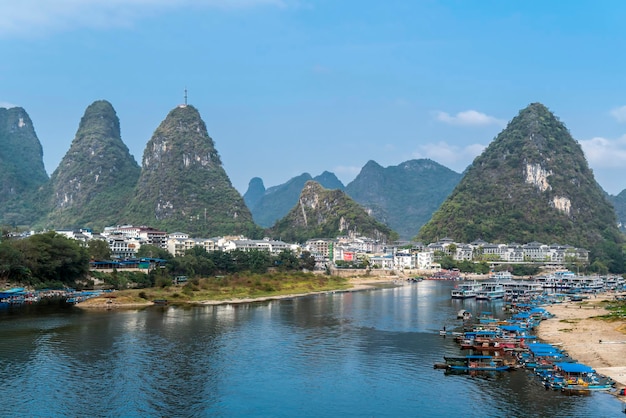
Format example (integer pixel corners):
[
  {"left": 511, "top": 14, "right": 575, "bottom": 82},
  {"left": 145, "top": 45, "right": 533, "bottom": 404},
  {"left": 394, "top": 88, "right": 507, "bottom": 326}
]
[{"left": 0, "top": 281, "right": 622, "bottom": 417}]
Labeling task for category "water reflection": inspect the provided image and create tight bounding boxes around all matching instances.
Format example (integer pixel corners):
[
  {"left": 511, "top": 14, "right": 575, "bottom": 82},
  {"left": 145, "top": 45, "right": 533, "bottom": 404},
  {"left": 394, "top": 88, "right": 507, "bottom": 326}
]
[{"left": 0, "top": 282, "right": 622, "bottom": 417}]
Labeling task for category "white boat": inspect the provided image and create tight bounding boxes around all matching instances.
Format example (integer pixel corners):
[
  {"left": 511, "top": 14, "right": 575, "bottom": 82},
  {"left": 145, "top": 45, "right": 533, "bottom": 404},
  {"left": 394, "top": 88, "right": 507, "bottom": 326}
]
[
  {"left": 476, "top": 283, "right": 506, "bottom": 300},
  {"left": 492, "top": 271, "right": 513, "bottom": 280},
  {"left": 457, "top": 309, "right": 473, "bottom": 320},
  {"left": 451, "top": 282, "right": 482, "bottom": 299}
]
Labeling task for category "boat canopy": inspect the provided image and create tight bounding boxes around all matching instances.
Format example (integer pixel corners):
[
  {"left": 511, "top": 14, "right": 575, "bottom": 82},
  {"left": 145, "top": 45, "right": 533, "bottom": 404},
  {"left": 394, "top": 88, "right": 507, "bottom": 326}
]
[
  {"left": 500, "top": 325, "right": 524, "bottom": 332},
  {"left": 554, "top": 362, "right": 595, "bottom": 373}
]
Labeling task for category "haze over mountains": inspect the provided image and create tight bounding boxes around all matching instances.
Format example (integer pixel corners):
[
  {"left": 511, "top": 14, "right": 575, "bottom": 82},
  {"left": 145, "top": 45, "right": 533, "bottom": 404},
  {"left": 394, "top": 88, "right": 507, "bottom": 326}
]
[{"left": 1, "top": 100, "right": 626, "bottom": 271}]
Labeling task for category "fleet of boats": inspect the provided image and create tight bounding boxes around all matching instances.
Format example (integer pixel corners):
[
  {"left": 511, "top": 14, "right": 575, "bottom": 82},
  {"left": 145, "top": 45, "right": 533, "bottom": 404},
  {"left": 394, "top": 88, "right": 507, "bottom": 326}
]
[
  {"left": 450, "top": 271, "right": 625, "bottom": 302},
  {"left": 0, "top": 287, "right": 105, "bottom": 307},
  {"left": 438, "top": 273, "right": 625, "bottom": 395}
]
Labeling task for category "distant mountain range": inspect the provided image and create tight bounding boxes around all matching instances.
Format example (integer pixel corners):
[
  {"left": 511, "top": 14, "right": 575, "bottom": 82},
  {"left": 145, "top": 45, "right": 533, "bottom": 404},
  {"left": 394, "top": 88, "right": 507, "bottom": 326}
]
[
  {"left": 244, "top": 172, "right": 345, "bottom": 228},
  {"left": 1, "top": 100, "right": 625, "bottom": 272},
  {"left": 244, "top": 159, "right": 461, "bottom": 239}
]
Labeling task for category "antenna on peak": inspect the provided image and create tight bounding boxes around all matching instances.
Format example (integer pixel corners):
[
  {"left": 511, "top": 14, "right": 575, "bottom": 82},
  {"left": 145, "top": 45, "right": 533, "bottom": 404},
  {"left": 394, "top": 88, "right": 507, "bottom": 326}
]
[{"left": 184, "top": 87, "right": 188, "bottom": 106}]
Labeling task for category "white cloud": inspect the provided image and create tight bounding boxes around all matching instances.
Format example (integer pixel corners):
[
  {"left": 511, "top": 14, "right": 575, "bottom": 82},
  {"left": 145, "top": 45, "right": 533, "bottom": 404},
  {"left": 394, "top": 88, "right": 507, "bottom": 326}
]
[
  {"left": 579, "top": 135, "right": 626, "bottom": 168},
  {"left": 412, "top": 141, "right": 486, "bottom": 171},
  {"left": 435, "top": 110, "right": 505, "bottom": 127},
  {"left": 0, "top": 101, "right": 18, "bottom": 109},
  {"left": 0, "top": 0, "right": 286, "bottom": 38},
  {"left": 610, "top": 106, "right": 626, "bottom": 123}
]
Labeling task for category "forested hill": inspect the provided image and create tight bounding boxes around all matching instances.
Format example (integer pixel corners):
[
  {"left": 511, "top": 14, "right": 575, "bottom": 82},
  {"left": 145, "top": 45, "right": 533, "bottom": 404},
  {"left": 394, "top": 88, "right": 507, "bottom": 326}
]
[
  {"left": 42, "top": 100, "right": 141, "bottom": 230},
  {"left": 123, "top": 104, "right": 260, "bottom": 237},
  {"left": 245, "top": 171, "right": 345, "bottom": 228},
  {"left": 345, "top": 159, "right": 462, "bottom": 239},
  {"left": 269, "top": 181, "right": 397, "bottom": 243},
  {"left": 0, "top": 107, "right": 49, "bottom": 227},
  {"left": 418, "top": 103, "right": 623, "bottom": 271}
]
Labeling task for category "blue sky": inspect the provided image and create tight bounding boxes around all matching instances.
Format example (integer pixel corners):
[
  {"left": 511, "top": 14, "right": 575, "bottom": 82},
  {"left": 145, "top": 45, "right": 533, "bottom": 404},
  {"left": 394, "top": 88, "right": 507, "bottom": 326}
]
[{"left": 2, "top": 1, "right": 626, "bottom": 194}]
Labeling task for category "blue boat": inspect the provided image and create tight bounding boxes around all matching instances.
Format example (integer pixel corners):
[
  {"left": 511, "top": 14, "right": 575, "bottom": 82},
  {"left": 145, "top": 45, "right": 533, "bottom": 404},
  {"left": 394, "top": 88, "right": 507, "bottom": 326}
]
[{"left": 544, "top": 362, "right": 615, "bottom": 392}]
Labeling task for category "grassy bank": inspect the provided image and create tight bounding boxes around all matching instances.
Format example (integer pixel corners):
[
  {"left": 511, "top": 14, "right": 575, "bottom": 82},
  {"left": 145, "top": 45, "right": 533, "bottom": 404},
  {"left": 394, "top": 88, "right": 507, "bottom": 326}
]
[{"left": 82, "top": 272, "right": 351, "bottom": 305}]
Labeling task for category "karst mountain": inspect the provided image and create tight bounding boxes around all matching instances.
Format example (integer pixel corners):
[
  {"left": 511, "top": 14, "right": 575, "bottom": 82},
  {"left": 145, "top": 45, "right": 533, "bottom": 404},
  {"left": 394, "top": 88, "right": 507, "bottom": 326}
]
[
  {"left": 42, "top": 100, "right": 141, "bottom": 230},
  {"left": 418, "top": 103, "right": 623, "bottom": 270},
  {"left": 269, "top": 181, "right": 397, "bottom": 243},
  {"left": 123, "top": 104, "right": 259, "bottom": 237},
  {"left": 245, "top": 171, "right": 345, "bottom": 228},
  {"left": 0, "top": 107, "right": 49, "bottom": 227}
]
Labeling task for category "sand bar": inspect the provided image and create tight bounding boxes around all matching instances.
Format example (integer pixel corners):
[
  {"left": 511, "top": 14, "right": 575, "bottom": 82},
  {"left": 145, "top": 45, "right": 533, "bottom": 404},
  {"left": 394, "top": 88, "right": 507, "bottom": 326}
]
[{"left": 536, "top": 293, "right": 626, "bottom": 390}]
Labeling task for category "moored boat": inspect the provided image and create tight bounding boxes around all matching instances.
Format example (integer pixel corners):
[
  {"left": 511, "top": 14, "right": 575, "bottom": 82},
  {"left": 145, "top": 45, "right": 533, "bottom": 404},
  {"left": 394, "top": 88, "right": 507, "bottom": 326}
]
[
  {"left": 476, "top": 283, "right": 506, "bottom": 300},
  {"left": 443, "top": 355, "right": 510, "bottom": 372},
  {"left": 451, "top": 282, "right": 482, "bottom": 299}
]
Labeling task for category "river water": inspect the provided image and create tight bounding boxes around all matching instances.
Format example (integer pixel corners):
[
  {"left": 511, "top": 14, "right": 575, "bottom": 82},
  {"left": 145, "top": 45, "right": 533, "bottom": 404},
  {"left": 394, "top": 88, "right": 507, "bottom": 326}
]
[{"left": 0, "top": 281, "right": 622, "bottom": 417}]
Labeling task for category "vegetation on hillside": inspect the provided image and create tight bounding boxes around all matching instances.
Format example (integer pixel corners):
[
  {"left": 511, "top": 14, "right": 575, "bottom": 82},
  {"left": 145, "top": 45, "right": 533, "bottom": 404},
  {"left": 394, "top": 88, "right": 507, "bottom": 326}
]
[
  {"left": 124, "top": 105, "right": 260, "bottom": 237},
  {"left": 41, "top": 100, "right": 141, "bottom": 230},
  {"left": 270, "top": 181, "right": 398, "bottom": 243},
  {"left": 0, "top": 107, "right": 49, "bottom": 227},
  {"left": 418, "top": 103, "right": 624, "bottom": 272}
]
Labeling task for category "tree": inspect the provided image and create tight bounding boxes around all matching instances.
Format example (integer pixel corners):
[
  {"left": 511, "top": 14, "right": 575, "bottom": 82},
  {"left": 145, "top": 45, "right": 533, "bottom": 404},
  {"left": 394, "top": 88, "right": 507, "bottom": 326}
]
[
  {"left": 88, "top": 239, "right": 111, "bottom": 260},
  {"left": 299, "top": 251, "right": 316, "bottom": 271},
  {"left": 0, "top": 241, "right": 28, "bottom": 281},
  {"left": 274, "top": 250, "right": 299, "bottom": 271},
  {"left": 136, "top": 244, "right": 172, "bottom": 260},
  {"left": 13, "top": 232, "right": 89, "bottom": 285}
]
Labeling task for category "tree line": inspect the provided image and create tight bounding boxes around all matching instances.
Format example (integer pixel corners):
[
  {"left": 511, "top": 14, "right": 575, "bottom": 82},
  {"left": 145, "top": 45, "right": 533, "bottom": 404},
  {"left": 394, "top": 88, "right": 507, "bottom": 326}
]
[{"left": 0, "top": 232, "right": 317, "bottom": 289}]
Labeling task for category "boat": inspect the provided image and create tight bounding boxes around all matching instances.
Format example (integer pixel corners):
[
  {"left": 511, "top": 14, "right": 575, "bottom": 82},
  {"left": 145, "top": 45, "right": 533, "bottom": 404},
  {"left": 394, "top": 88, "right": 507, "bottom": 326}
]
[
  {"left": 451, "top": 282, "right": 482, "bottom": 299},
  {"left": 443, "top": 355, "right": 510, "bottom": 372},
  {"left": 476, "top": 282, "right": 506, "bottom": 300},
  {"left": 456, "top": 309, "right": 472, "bottom": 320},
  {"left": 543, "top": 362, "right": 615, "bottom": 392}
]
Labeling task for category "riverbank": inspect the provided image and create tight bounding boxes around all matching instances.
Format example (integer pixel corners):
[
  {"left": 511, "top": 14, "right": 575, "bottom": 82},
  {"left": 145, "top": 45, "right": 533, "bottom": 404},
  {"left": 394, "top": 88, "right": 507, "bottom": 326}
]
[
  {"left": 76, "top": 275, "right": 400, "bottom": 308},
  {"left": 536, "top": 293, "right": 626, "bottom": 390}
]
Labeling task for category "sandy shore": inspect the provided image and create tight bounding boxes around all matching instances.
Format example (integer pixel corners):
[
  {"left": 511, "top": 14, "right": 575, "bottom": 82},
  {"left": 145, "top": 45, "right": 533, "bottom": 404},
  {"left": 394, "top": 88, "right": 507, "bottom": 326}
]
[{"left": 536, "top": 293, "right": 626, "bottom": 389}]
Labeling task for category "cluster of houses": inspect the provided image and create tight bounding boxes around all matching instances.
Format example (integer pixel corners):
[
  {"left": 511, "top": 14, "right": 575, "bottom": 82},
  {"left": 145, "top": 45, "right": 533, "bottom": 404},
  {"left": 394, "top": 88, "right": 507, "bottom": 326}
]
[{"left": 49, "top": 226, "right": 589, "bottom": 272}]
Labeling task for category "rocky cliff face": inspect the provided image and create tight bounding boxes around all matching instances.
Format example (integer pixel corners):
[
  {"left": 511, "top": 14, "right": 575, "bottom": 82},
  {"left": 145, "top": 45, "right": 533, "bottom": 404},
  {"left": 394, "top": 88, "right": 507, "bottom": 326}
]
[
  {"left": 418, "top": 103, "right": 622, "bottom": 270},
  {"left": 0, "top": 106, "right": 49, "bottom": 227},
  {"left": 124, "top": 104, "right": 259, "bottom": 237},
  {"left": 43, "top": 100, "right": 140, "bottom": 229},
  {"left": 346, "top": 159, "right": 462, "bottom": 239},
  {"left": 269, "top": 181, "right": 397, "bottom": 242}
]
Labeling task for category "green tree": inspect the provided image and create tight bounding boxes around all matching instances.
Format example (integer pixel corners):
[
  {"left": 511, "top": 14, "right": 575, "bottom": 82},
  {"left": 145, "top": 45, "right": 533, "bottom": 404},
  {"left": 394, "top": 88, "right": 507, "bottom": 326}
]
[
  {"left": 13, "top": 232, "right": 89, "bottom": 285},
  {"left": 439, "top": 255, "right": 457, "bottom": 270},
  {"left": 247, "top": 249, "right": 271, "bottom": 274},
  {"left": 299, "top": 250, "right": 316, "bottom": 271},
  {"left": 136, "top": 244, "right": 172, "bottom": 260},
  {"left": 88, "top": 239, "right": 111, "bottom": 260},
  {"left": 274, "top": 250, "right": 299, "bottom": 271},
  {"left": 0, "top": 241, "right": 28, "bottom": 281}
]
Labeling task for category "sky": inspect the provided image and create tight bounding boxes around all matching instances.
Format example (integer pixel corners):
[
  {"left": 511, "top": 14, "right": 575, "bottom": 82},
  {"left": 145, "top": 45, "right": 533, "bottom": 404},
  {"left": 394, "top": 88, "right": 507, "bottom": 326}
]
[{"left": 2, "top": 1, "right": 626, "bottom": 195}]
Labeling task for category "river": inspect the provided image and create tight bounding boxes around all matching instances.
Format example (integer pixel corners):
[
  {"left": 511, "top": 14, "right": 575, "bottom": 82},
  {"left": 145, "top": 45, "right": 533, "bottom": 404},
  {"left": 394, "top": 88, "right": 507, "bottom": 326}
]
[{"left": 0, "top": 280, "right": 622, "bottom": 417}]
